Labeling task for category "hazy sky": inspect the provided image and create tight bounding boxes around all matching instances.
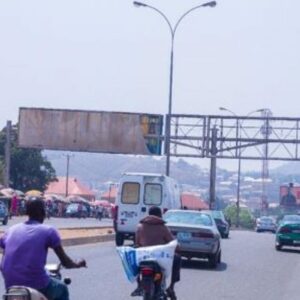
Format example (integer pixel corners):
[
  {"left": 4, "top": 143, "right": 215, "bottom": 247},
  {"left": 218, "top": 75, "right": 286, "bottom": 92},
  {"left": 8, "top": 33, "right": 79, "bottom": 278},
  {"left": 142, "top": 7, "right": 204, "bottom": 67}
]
[{"left": 0, "top": 0, "right": 299, "bottom": 172}]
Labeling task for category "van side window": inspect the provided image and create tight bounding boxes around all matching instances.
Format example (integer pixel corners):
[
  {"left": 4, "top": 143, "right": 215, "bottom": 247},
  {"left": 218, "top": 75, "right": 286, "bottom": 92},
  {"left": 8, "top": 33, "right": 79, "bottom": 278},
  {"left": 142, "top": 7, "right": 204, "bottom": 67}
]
[
  {"left": 121, "top": 182, "right": 140, "bottom": 204},
  {"left": 144, "top": 183, "right": 162, "bottom": 205}
]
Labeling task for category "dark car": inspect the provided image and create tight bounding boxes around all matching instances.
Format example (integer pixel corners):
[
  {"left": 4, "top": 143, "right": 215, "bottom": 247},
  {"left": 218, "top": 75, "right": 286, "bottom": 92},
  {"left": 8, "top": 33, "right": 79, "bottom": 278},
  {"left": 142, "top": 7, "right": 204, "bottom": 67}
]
[
  {"left": 211, "top": 210, "right": 230, "bottom": 238},
  {"left": 0, "top": 201, "right": 9, "bottom": 225}
]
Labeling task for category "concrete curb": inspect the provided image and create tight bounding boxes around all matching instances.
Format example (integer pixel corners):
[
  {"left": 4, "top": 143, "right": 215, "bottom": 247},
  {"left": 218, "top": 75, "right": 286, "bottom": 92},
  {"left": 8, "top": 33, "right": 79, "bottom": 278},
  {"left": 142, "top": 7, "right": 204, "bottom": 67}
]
[
  {"left": 62, "top": 233, "right": 115, "bottom": 247},
  {"left": 59, "top": 226, "right": 113, "bottom": 231},
  {"left": 0, "top": 227, "right": 115, "bottom": 248}
]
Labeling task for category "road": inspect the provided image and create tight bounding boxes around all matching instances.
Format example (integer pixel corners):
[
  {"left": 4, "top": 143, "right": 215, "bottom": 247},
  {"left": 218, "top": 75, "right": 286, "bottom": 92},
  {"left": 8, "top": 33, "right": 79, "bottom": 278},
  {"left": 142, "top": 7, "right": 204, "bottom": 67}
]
[
  {"left": 0, "top": 230, "right": 300, "bottom": 300},
  {"left": 0, "top": 216, "right": 113, "bottom": 230}
]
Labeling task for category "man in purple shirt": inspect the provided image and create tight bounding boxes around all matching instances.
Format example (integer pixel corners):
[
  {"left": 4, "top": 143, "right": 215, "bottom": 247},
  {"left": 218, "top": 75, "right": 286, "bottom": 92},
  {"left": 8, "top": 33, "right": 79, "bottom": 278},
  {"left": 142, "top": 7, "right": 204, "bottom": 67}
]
[{"left": 0, "top": 199, "right": 86, "bottom": 300}]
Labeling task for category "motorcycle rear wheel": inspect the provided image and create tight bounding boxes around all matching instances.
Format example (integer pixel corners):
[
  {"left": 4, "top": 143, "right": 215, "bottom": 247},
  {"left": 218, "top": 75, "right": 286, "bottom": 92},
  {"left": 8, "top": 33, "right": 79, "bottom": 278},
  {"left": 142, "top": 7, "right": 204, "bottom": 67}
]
[{"left": 142, "top": 280, "right": 155, "bottom": 300}]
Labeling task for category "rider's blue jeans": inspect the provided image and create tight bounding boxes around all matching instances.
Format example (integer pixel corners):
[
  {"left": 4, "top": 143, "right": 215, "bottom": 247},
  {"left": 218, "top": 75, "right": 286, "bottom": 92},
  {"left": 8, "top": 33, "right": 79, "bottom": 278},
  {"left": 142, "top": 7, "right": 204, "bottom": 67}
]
[{"left": 38, "top": 277, "right": 69, "bottom": 300}]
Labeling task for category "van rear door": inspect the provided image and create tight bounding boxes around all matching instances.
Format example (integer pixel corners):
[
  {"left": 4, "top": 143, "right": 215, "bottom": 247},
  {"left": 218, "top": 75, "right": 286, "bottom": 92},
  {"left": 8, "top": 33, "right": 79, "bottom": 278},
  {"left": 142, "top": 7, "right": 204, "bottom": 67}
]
[
  {"left": 118, "top": 180, "right": 143, "bottom": 233},
  {"left": 117, "top": 175, "right": 164, "bottom": 233}
]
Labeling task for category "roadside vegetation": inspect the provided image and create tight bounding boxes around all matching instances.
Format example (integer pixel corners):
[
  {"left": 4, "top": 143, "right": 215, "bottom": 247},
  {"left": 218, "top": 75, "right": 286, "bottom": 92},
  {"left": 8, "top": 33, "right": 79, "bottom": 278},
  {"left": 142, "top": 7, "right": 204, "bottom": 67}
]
[
  {"left": 0, "top": 123, "right": 56, "bottom": 191},
  {"left": 224, "top": 204, "right": 255, "bottom": 229}
]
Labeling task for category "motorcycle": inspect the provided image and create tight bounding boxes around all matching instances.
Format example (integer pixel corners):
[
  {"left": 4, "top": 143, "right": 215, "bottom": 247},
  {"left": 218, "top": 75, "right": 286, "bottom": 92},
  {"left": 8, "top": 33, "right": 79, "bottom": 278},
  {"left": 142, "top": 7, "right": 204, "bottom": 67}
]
[
  {"left": 3, "top": 263, "right": 71, "bottom": 300},
  {"left": 137, "top": 260, "right": 167, "bottom": 300}
]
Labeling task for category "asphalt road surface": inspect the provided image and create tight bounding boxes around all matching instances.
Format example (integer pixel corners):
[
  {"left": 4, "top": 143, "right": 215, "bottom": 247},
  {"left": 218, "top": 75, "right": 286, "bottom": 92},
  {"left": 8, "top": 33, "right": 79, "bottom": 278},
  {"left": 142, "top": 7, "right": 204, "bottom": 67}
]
[{"left": 0, "top": 230, "right": 300, "bottom": 300}]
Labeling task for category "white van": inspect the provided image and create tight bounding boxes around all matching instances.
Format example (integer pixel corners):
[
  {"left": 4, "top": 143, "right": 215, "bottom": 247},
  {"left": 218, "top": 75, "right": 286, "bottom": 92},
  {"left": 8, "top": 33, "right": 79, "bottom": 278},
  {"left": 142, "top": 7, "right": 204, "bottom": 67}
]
[{"left": 113, "top": 172, "right": 182, "bottom": 246}]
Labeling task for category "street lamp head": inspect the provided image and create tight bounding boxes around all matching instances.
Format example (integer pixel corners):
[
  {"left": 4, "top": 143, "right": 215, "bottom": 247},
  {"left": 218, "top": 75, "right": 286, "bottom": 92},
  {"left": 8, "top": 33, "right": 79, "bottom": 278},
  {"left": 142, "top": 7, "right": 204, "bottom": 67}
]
[
  {"left": 133, "top": 1, "right": 147, "bottom": 7},
  {"left": 219, "top": 107, "right": 227, "bottom": 111},
  {"left": 201, "top": 1, "right": 217, "bottom": 8}
]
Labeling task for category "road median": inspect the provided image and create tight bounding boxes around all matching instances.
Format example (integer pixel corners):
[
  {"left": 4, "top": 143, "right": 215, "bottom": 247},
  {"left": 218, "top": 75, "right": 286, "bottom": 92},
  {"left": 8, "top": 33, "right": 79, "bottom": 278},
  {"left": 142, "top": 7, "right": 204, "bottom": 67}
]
[{"left": 59, "top": 226, "right": 115, "bottom": 247}]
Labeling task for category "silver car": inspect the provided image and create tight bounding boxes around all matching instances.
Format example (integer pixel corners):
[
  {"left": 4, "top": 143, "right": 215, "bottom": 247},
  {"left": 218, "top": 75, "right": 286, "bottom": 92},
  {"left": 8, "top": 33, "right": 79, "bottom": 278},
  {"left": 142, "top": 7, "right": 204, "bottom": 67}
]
[
  {"left": 256, "top": 216, "right": 277, "bottom": 233},
  {"left": 164, "top": 209, "right": 221, "bottom": 268}
]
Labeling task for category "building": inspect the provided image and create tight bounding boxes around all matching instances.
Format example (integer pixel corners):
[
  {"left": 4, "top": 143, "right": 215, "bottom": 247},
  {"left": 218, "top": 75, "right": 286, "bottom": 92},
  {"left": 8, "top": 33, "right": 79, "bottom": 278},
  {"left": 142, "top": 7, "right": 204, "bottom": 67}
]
[
  {"left": 45, "top": 177, "right": 95, "bottom": 201},
  {"left": 181, "top": 192, "right": 209, "bottom": 210}
]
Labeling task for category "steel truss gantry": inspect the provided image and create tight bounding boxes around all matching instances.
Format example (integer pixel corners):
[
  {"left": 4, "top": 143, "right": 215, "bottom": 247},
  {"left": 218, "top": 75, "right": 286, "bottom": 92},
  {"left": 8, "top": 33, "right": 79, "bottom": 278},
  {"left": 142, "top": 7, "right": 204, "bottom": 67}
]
[
  {"left": 168, "top": 114, "right": 300, "bottom": 160},
  {"left": 167, "top": 114, "right": 300, "bottom": 208}
]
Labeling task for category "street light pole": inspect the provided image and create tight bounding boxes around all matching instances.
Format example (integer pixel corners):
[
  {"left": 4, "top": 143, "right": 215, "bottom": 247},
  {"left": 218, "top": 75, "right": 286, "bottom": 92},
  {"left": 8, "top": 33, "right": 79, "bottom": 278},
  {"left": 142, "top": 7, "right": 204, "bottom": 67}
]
[
  {"left": 134, "top": 1, "right": 217, "bottom": 176},
  {"left": 219, "top": 107, "right": 264, "bottom": 227}
]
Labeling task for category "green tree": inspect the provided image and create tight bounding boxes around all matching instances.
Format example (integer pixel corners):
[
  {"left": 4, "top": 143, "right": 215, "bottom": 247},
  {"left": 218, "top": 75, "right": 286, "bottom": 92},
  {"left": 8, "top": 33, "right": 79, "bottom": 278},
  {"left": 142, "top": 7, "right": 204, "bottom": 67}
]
[
  {"left": 0, "top": 124, "right": 56, "bottom": 191},
  {"left": 224, "top": 204, "right": 255, "bottom": 229}
]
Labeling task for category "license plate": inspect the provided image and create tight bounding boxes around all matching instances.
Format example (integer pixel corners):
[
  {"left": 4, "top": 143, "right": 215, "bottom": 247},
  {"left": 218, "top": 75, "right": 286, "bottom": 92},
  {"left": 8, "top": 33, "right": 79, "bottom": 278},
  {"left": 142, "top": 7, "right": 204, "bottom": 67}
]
[{"left": 177, "top": 232, "right": 191, "bottom": 240}]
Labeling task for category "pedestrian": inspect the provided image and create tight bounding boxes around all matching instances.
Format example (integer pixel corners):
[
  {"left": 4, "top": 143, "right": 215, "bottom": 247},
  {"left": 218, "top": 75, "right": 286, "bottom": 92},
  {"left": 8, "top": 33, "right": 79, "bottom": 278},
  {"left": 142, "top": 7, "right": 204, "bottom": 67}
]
[
  {"left": 10, "top": 194, "right": 18, "bottom": 217},
  {"left": 78, "top": 203, "right": 83, "bottom": 218}
]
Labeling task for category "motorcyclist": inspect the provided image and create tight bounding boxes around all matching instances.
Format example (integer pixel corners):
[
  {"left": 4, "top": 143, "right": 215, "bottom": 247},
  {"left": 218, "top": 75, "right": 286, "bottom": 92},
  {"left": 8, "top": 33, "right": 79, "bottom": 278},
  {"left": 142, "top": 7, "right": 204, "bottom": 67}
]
[
  {"left": 0, "top": 198, "right": 86, "bottom": 300},
  {"left": 131, "top": 206, "right": 181, "bottom": 300}
]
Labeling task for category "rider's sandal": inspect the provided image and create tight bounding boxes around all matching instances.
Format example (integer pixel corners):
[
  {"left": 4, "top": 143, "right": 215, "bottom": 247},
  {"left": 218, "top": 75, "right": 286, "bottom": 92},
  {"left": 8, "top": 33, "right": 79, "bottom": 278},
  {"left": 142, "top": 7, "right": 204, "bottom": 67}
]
[
  {"left": 130, "top": 287, "right": 143, "bottom": 297},
  {"left": 166, "top": 288, "right": 177, "bottom": 300}
]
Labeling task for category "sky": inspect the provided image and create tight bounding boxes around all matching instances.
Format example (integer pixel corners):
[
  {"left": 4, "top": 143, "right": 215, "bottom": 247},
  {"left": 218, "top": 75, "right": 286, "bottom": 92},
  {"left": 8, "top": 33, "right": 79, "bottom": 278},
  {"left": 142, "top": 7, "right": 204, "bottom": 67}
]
[{"left": 0, "top": 0, "right": 299, "bottom": 172}]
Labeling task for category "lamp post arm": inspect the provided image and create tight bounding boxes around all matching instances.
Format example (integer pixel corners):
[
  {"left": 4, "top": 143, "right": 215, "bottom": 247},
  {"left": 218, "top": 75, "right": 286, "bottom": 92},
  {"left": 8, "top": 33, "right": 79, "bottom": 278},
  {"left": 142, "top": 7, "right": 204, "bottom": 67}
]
[
  {"left": 140, "top": 4, "right": 174, "bottom": 38},
  {"left": 173, "top": 3, "right": 213, "bottom": 36}
]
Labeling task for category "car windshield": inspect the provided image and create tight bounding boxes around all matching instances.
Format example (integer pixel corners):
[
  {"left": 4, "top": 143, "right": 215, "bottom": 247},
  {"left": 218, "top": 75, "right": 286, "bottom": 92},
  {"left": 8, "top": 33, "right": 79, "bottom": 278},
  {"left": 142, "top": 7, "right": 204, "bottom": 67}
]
[
  {"left": 282, "top": 215, "right": 300, "bottom": 223},
  {"left": 164, "top": 211, "right": 213, "bottom": 226},
  {"left": 260, "top": 217, "right": 274, "bottom": 223}
]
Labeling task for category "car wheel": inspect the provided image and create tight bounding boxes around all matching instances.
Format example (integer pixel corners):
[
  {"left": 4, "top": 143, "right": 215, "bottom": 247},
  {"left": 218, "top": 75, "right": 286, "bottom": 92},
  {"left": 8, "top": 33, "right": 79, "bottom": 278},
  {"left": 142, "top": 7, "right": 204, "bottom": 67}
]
[
  {"left": 217, "top": 250, "right": 221, "bottom": 263},
  {"left": 275, "top": 244, "right": 282, "bottom": 251},
  {"left": 116, "top": 232, "right": 124, "bottom": 246},
  {"left": 208, "top": 252, "right": 219, "bottom": 268}
]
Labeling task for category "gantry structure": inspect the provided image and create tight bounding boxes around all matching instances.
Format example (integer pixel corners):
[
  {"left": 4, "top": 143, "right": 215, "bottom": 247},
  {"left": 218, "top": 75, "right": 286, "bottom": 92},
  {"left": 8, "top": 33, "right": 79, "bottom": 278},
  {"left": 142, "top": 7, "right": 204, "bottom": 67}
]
[{"left": 166, "top": 114, "right": 300, "bottom": 208}]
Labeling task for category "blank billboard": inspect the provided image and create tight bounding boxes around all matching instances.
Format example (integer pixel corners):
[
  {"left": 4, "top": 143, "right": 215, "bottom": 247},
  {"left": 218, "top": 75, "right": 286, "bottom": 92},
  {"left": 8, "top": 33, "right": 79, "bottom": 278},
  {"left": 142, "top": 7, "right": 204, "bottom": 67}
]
[{"left": 18, "top": 107, "right": 163, "bottom": 155}]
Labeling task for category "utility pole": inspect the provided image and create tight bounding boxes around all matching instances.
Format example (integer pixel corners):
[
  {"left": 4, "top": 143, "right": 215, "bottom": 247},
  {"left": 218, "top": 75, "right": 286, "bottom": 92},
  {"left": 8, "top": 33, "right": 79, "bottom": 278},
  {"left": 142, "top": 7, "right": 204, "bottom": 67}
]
[
  {"left": 4, "top": 121, "right": 12, "bottom": 188},
  {"left": 236, "top": 155, "right": 241, "bottom": 227},
  {"left": 64, "top": 154, "right": 74, "bottom": 197},
  {"left": 209, "top": 126, "right": 218, "bottom": 209},
  {"left": 260, "top": 109, "right": 272, "bottom": 214}
]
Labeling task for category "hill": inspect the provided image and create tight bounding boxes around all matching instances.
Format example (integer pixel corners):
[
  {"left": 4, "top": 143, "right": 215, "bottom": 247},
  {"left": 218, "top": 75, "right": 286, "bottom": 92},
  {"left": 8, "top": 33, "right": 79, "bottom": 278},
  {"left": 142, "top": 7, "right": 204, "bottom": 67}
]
[{"left": 44, "top": 151, "right": 211, "bottom": 189}]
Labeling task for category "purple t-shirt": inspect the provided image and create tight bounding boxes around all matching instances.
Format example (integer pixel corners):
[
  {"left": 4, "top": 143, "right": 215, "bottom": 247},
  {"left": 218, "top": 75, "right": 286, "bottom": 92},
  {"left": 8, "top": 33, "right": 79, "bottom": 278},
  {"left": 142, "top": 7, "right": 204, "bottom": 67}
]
[{"left": 0, "top": 221, "right": 61, "bottom": 289}]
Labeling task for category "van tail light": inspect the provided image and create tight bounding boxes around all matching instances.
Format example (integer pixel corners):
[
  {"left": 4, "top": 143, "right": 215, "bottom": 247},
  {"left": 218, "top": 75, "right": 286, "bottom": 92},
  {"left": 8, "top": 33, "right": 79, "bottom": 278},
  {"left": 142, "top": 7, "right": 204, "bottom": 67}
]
[
  {"left": 141, "top": 267, "right": 154, "bottom": 276},
  {"left": 279, "top": 226, "right": 291, "bottom": 234},
  {"left": 192, "top": 231, "right": 214, "bottom": 238}
]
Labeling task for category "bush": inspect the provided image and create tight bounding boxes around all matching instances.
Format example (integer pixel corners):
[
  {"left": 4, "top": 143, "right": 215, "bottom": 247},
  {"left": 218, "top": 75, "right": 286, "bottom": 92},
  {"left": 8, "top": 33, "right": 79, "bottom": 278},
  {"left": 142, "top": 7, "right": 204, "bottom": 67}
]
[{"left": 224, "top": 204, "right": 255, "bottom": 229}]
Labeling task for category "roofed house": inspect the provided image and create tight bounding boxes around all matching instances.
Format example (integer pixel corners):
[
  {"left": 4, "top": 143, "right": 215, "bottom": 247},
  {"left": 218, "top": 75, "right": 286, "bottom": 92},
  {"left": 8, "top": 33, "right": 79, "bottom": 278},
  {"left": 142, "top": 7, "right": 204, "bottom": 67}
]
[
  {"left": 181, "top": 192, "right": 209, "bottom": 210},
  {"left": 45, "top": 177, "right": 95, "bottom": 201}
]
